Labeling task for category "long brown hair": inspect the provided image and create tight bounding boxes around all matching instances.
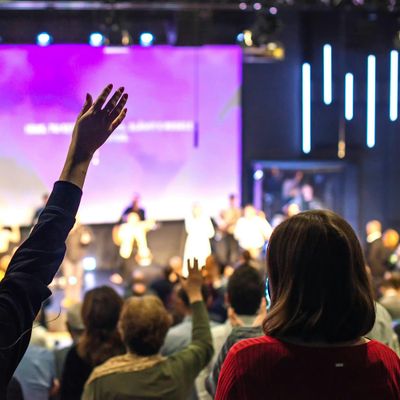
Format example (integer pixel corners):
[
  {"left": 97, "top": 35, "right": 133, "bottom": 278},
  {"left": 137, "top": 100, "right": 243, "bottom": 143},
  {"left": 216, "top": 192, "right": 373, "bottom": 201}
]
[
  {"left": 264, "top": 210, "right": 375, "bottom": 343},
  {"left": 77, "top": 286, "right": 125, "bottom": 366}
]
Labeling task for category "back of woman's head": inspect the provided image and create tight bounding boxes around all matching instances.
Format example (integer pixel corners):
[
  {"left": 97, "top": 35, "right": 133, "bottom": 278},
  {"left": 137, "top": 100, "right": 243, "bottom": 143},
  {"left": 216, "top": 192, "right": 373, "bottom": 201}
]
[
  {"left": 78, "top": 286, "right": 124, "bottom": 366},
  {"left": 264, "top": 210, "right": 375, "bottom": 343},
  {"left": 119, "top": 295, "right": 172, "bottom": 356}
]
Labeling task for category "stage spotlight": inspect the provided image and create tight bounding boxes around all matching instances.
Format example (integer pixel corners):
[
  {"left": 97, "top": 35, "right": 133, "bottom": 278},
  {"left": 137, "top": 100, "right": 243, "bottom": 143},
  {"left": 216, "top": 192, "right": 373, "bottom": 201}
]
[
  {"left": 36, "top": 32, "right": 52, "bottom": 46},
  {"left": 253, "top": 169, "right": 264, "bottom": 181},
  {"left": 140, "top": 32, "right": 154, "bottom": 47},
  {"left": 89, "top": 32, "right": 105, "bottom": 47},
  {"left": 236, "top": 32, "right": 245, "bottom": 43}
]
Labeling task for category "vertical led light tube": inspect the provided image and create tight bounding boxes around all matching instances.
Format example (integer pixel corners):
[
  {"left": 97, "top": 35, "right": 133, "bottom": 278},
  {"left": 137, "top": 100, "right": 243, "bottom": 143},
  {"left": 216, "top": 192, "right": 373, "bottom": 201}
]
[
  {"left": 345, "top": 73, "right": 354, "bottom": 121},
  {"left": 367, "top": 55, "right": 376, "bottom": 148},
  {"left": 390, "top": 50, "right": 398, "bottom": 122},
  {"left": 323, "top": 44, "right": 332, "bottom": 105},
  {"left": 302, "top": 63, "right": 311, "bottom": 154}
]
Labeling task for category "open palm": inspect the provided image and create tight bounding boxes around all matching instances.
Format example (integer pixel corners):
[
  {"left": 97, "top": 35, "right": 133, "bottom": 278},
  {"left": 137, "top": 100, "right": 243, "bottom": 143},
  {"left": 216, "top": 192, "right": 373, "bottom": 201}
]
[{"left": 72, "top": 84, "right": 128, "bottom": 159}]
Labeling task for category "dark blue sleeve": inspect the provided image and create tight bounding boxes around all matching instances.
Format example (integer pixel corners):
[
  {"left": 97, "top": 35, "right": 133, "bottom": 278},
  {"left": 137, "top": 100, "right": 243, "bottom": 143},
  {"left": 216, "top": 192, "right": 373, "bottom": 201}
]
[{"left": 0, "top": 180, "right": 82, "bottom": 391}]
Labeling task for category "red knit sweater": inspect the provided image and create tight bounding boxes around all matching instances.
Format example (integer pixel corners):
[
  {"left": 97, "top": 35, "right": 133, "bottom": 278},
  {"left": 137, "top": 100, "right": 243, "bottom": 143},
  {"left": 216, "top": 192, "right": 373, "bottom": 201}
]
[{"left": 215, "top": 335, "right": 400, "bottom": 399}]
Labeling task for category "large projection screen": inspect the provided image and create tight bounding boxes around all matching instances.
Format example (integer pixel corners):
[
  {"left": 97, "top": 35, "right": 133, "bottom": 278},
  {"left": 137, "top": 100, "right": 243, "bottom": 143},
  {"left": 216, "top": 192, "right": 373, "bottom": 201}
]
[{"left": 0, "top": 45, "right": 241, "bottom": 224}]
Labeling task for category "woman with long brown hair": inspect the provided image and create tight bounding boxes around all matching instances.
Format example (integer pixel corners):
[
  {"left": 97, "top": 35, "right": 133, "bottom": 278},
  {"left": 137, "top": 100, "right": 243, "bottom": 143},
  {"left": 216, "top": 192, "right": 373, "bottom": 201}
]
[
  {"left": 216, "top": 210, "right": 400, "bottom": 399},
  {"left": 60, "top": 286, "right": 125, "bottom": 399}
]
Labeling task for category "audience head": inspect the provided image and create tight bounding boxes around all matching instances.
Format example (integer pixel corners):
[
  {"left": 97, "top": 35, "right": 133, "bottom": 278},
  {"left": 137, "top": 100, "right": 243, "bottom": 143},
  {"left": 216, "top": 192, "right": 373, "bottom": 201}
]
[
  {"left": 204, "top": 255, "right": 221, "bottom": 282},
  {"left": 380, "top": 273, "right": 400, "bottom": 295},
  {"left": 227, "top": 265, "right": 264, "bottom": 316},
  {"left": 286, "top": 203, "right": 301, "bottom": 217},
  {"left": 383, "top": 229, "right": 400, "bottom": 250},
  {"left": 172, "top": 284, "right": 209, "bottom": 317},
  {"left": 264, "top": 210, "right": 375, "bottom": 343},
  {"left": 240, "top": 250, "right": 252, "bottom": 264},
  {"left": 366, "top": 219, "right": 382, "bottom": 236},
  {"left": 169, "top": 256, "right": 183, "bottom": 276},
  {"left": 66, "top": 302, "right": 84, "bottom": 343},
  {"left": 130, "top": 270, "right": 148, "bottom": 296},
  {"left": 78, "top": 286, "right": 124, "bottom": 366},
  {"left": 119, "top": 295, "right": 172, "bottom": 356}
]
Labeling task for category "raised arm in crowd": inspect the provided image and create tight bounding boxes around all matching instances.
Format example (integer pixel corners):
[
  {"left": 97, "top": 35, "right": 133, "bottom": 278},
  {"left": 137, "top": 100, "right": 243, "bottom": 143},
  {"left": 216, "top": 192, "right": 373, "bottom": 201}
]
[{"left": 0, "top": 84, "right": 128, "bottom": 394}]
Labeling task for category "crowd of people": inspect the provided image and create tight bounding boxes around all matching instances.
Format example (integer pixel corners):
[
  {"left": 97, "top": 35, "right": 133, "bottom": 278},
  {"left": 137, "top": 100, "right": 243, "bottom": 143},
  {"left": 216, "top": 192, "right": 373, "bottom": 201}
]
[{"left": 0, "top": 85, "right": 399, "bottom": 400}]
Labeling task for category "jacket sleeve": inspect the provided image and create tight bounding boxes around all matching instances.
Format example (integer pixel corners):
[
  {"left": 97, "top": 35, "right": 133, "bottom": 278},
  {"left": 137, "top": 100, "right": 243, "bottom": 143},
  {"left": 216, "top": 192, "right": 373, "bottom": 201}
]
[
  {"left": 168, "top": 301, "right": 214, "bottom": 396},
  {"left": 0, "top": 181, "right": 82, "bottom": 388}
]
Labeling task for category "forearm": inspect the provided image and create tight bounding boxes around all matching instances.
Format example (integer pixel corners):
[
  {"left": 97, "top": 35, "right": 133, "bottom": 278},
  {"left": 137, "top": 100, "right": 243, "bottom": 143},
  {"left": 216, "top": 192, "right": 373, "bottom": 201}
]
[
  {"left": 59, "top": 147, "right": 92, "bottom": 190},
  {"left": 191, "top": 301, "right": 213, "bottom": 360}
]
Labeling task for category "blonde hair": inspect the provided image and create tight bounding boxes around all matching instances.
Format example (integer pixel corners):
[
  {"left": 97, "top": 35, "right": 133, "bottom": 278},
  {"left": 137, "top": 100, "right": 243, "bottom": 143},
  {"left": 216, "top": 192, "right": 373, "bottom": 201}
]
[{"left": 119, "top": 295, "right": 172, "bottom": 356}]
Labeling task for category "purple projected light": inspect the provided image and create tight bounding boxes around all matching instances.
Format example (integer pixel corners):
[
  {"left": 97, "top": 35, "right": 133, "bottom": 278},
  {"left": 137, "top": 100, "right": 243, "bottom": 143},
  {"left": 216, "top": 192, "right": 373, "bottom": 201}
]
[{"left": 0, "top": 45, "right": 241, "bottom": 224}]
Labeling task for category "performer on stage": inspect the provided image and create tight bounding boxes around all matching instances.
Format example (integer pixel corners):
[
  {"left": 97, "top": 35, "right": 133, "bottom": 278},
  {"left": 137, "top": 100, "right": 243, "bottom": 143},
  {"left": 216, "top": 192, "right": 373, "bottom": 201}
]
[
  {"left": 234, "top": 204, "right": 272, "bottom": 261},
  {"left": 113, "top": 211, "right": 156, "bottom": 268},
  {"left": 119, "top": 193, "right": 145, "bottom": 223},
  {"left": 183, "top": 204, "right": 215, "bottom": 276},
  {"left": 61, "top": 218, "right": 93, "bottom": 307},
  {"left": 217, "top": 194, "right": 242, "bottom": 265}
]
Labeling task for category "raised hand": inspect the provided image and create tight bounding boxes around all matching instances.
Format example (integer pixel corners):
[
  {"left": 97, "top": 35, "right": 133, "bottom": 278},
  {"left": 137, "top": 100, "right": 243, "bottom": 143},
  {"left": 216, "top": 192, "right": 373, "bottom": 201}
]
[
  {"left": 60, "top": 84, "right": 128, "bottom": 189},
  {"left": 71, "top": 84, "right": 128, "bottom": 161},
  {"left": 180, "top": 258, "right": 204, "bottom": 304}
]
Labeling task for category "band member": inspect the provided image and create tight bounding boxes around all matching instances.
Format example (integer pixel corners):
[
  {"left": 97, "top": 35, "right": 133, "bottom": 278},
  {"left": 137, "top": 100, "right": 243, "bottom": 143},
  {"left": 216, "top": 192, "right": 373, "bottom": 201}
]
[
  {"left": 183, "top": 204, "right": 215, "bottom": 276},
  {"left": 62, "top": 218, "right": 93, "bottom": 307},
  {"left": 119, "top": 193, "right": 145, "bottom": 223},
  {"left": 234, "top": 204, "right": 272, "bottom": 261},
  {"left": 217, "top": 194, "right": 242, "bottom": 265},
  {"left": 113, "top": 211, "right": 156, "bottom": 270}
]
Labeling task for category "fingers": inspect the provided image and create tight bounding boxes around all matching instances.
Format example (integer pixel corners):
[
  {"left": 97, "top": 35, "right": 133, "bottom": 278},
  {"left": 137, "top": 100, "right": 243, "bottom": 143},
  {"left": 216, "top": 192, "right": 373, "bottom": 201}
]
[
  {"left": 93, "top": 84, "right": 113, "bottom": 111},
  {"left": 104, "top": 87, "right": 125, "bottom": 114},
  {"left": 78, "top": 93, "right": 93, "bottom": 118},
  {"left": 109, "top": 92, "right": 128, "bottom": 121},
  {"left": 187, "top": 258, "right": 198, "bottom": 272},
  {"left": 110, "top": 108, "right": 127, "bottom": 133}
]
